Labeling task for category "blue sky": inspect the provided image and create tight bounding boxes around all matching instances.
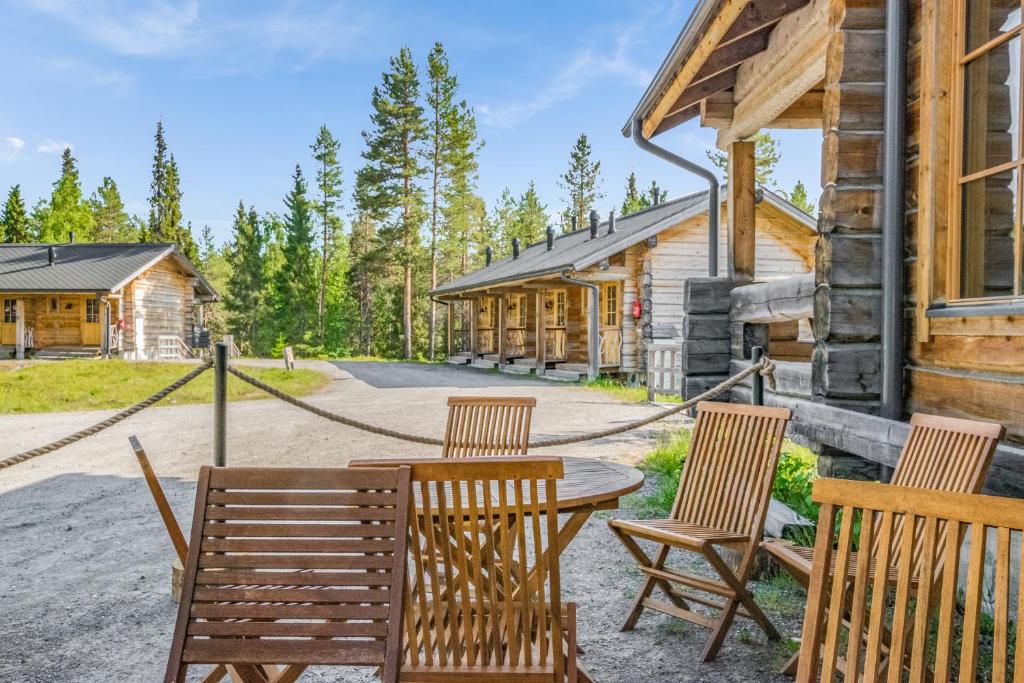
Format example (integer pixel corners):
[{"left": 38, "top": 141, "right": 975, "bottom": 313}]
[{"left": 0, "top": 0, "right": 821, "bottom": 245}]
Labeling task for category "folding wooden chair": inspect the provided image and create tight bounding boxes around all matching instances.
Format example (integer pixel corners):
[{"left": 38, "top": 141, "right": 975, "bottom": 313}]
[
  {"left": 608, "top": 401, "right": 792, "bottom": 661},
  {"left": 442, "top": 396, "right": 536, "bottom": 457},
  {"left": 350, "top": 456, "right": 577, "bottom": 681},
  {"left": 763, "top": 413, "right": 1004, "bottom": 674},
  {"left": 164, "top": 466, "right": 411, "bottom": 683},
  {"left": 797, "top": 479, "right": 1024, "bottom": 682}
]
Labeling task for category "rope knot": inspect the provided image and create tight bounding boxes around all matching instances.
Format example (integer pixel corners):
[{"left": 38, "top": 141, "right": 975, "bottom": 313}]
[{"left": 759, "top": 357, "right": 777, "bottom": 392}]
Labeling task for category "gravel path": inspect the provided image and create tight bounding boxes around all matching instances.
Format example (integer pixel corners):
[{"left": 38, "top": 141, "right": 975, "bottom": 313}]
[{"left": 0, "top": 360, "right": 802, "bottom": 681}]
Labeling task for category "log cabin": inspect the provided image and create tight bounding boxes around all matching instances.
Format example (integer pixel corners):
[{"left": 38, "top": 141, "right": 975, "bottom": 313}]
[
  {"left": 624, "top": 0, "right": 1024, "bottom": 493},
  {"left": 0, "top": 243, "right": 217, "bottom": 360},
  {"left": 431, "top": 187, "right": 815, "bottom": 381}
]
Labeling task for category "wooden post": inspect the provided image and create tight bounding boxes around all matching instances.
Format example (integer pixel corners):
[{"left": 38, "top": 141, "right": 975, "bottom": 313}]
[
  {"left": 213, "top": 342, "right": 228, "bottom": 467},
  {"left": 469, "top": 298, "right": 479, "bottom": 357},
  {"left": 14, "top": 299, "right": 24, "bottom": 361},
  {"left": 101, "top": 299, "right": 111, "bottom": 358},
  {"left": 727, "top": 139, "right": 756, "bottom": 281},
  {"left": 535, "top": 290, "right": 546, "bottom": 375},
  {"left": 496, "top": 294, "right": 507, "bottom": 364},
  {"left": 446, "top": 301, "right": 454, "bottom": 357}
]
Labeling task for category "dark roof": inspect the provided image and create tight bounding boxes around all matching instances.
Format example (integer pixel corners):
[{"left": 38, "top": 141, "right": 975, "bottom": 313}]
[
  {"left": 431, "top": 187, "right": 815, "bottom": 296},
  {"left": 0, "top": 243, "right": 218, "bottom": 299}
]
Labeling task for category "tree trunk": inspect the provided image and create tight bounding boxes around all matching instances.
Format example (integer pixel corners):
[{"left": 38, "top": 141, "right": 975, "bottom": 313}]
[
  {"left": 428, "top": 115, "right": 440, "bottom": 361},
  {"left": 317, "top": 195, "right": 328, "bottom": 343}
]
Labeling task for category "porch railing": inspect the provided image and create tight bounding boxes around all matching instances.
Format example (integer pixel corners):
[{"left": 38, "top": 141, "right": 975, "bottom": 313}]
[
  {"left": 545, "top": 329, "right": 566, "bottom": 361},
  {"left": 477, "top": 329, "right": 495, "bottom": 354},
  {"left": 599, "top": 329, "right": 622, "bottom": 367},
  {"left": 647, "top": 342, "right": 681, "bottom": 401},
  {"left": 506, "top": 328, "right": 526, "bottom": 358},
  {"left": 158, "top": 335, "right": 193, "bottom": 361}
]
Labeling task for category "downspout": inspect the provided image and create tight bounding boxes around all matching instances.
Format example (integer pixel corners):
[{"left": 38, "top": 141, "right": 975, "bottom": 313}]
[
  {"left": 560, "top": 272, "right": 600, "bottom": 381},
  {"left": 631, "top": 118, "right": 719, "bottom": 276},
  {"left": 881, "top": 0, "right": 907, "bottom": 421}
]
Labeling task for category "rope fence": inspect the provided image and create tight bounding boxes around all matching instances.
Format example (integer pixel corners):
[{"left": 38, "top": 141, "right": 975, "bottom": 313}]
[{"left": 0, "top": 353, "right": 776, "bottom": 471}]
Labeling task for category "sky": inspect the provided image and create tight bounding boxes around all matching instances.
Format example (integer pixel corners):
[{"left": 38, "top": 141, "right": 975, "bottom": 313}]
[{"left": 0, "top": 0, "right": 822, "bottom": 246}]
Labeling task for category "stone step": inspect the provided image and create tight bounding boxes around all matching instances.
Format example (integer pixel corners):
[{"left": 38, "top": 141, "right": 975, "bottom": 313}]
[
  {"left": 499, "top": 363, "right": 532, "bottom": 375},
  {"left": 543, "top": 368, "right": 582, "bottom": 382},
  {"left": 482, "top": 354, "right": 500, "bottom": 363},
  {"left": 471, "top": 359, "right": 496, "bottom": 370},
  {"left": 513, "top": 358, "right": 537, "bottom": 368},
  {"left": 446, "top": 355, "right": 471, "bottom": 365},
  {"left": 555, "top": 362, "right": 588, "bottom": 373}
]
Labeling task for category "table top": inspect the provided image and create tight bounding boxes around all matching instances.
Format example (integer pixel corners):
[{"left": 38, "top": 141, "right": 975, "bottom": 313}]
[{"left": 551, "top": 457, "right": 645, "bottom": 511}]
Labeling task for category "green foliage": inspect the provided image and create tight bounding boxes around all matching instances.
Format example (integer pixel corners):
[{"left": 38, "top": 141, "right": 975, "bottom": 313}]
[
  {"left": 310, "top": 125, "right": 344, "bottom": 342},
  {"left": 33, "top": 148, "right": 96, "bottom": 242},
  {"left": 1, "top": 185, "right": 30, "bottom": 243},
  {"left": 90, "top": 177, "right": 137, "bottom": 242},
  {"left": 582, "top": 377, "right": 682, "bottom": 404},
  {"left": 224, "top": 202, "right": 267, "bottom": 351},
  {"left": 708, "top": 131, "right": 783, "bottom": 187},
  {"left": 632, "top": 425, "right": 819, "bottom": 523},
  {"left": 784, "top": 180, "right": 816, "bottom": 215},
  {"left": 272, "top": 165, "right": 319, "bottom": 343},
  {"left": 621, "top": 172, "right": 649, "bottom": 215},
  {"left": 558, "top": 133, "right": 604, "bottom": 232},
  {"left": 147, "top": 122, "right": 197, "bottom": 259},
  {"left": 0, "top": 360, "right": 327, "bottom": 414}
]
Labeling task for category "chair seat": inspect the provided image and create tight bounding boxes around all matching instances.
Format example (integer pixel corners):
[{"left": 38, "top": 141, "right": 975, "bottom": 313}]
[
  {"left": 762, "top": 539, "right": 906, "bottom": 587},
  {"left": 609, "top": 518, "right": 750, "bottom": 548}
]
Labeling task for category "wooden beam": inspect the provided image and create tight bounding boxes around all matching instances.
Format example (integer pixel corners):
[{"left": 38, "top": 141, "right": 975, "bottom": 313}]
[
  {"left": 643, "top": 0, "right": 751, "bottom": 139},
  {"left": 729, "top": 273, "right": 815, "bottom": 323},
  {"left": 691, "top": 27, "right": 771, "bottom": 84},
  {"left": 719, "top": 0, "right": 810, "bottom": 44},
  {"left": 535, "top": 290, "right": 546, "bottom": 375},
  {"left": 653, "top": 104, "right": 701, "bottom": 136},
  {"left": 728, "top": 140, "right": 757, "bottom": 281},
  {"left": 665, "top": 69, "right": 738, "bottom": 117},
  {"left": 496, "top": 294, "right": 507, "bottom": 363},
  {"left": 14, "top": 299, "right": 24, "bottom": 360},
  {"left": 701, "top": 90, "right": 823, "bottom": 129},
  {"left": 446, "top": 301, "right": 454, "bottom": 356},
  {"left": 716, "top": 0, "right": 830, "bottom": 148}
]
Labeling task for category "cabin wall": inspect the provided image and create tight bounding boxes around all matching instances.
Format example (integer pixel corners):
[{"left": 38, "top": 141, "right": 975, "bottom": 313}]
[
  {"left": 129, "top": 260, "right": 194, "bottom": 360},
  {"left": 904, "top": 0, "right": 1024, "bottom": 444}
]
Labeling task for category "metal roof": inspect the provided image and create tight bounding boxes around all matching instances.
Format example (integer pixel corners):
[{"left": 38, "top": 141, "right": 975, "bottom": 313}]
[
  {"left": 431, "top": 187, "right": 815, "bottom": 296},
  {"left": 0, "top": 243, "right": 218, "bottom": 299}
]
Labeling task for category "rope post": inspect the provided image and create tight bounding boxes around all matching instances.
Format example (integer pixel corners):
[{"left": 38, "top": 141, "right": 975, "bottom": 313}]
[
  {"left": 214, "top": 342, "right": 228, "bottom": 466},
  {"left": 751, "top": 345, "right": 765, "bottom": 406}
]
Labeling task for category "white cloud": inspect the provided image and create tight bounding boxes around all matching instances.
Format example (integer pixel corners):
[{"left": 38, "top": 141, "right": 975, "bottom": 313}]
[
  {"left": 37, "top": 139, "right": 73, "bottom": 155},
  {"left": 478, "top": 23, "right": 652, "bottom": 128},
  {"left": 1, "top": 137, "right": 26, "bottom": 161},
  {"left": 22, "top": 0, "right": 370, "bottom": 74}
]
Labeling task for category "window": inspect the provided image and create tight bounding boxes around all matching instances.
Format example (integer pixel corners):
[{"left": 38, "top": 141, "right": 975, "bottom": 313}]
[
  {"left": 85, "top": 299, "right": 100, "bottom": 323},
  {"left": 951, "top": 1, "right": 1024, "bottom": 300},
  {"left": 2, "top": 299, "right": 15, "bottom": 323},
  {"left": 556, "top": 291, "right": 566, "bottom": 327},
  {"left": 602, "top": 283, "right": 619, "bottom": 327}
]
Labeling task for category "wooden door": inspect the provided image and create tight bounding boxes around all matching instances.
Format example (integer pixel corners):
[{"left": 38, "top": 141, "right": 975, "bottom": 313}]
[
  {"left": 544, "top": 289, "right": 567, "bottom": 360},
  {"left": 0, "top": 299, "right": 16, "bottom": 345},
  {"left": 599, "top": 282, "right": 622, "bottom": 366},
  {"left": 81, "top": 297, "right": 102, "bottom": 346},
  {"left": 506, "top": 293, "right": 527, "bottom": 357},
  {"left": 477, "top": 297, "right": 495, "bottom": 353}
]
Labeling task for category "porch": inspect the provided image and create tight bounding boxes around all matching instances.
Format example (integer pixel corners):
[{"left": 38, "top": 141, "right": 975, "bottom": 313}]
[{"left": 2, "top": 293, "right": 122, "bottom": 359}]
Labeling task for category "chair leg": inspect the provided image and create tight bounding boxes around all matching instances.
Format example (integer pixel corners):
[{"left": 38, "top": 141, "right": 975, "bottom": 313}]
[
  {"left": 608, "top": 523, "right": 688, "bottom": 630},
  {"left": 701, "top": 596, "right": 741, "bottom": 662},
  {"left": 704, "top": 545, "right": 779, "bottom": 641},
  {"left": 780, "top": 649, "right": 800, "bottom": 676},
  {"left": 200, "top": 665, "right": 230, "bottom": 683}
]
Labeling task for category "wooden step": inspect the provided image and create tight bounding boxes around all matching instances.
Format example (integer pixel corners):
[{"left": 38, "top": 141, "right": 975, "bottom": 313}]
[
  {"left": 482, "top": 354, "right": 500, "bottom": 363},
  {"left": 471, "top": 359, "right": 496, "bottom": 370},
  {"left": 543, "top": 368, "right": 582, "bottom": 382},
  {"left": 555, "top": 362, "right": 588, "bottom": 373},
  {"left": 499, "top": 363, "right": 532, "bottom": 375},
  {"left": 513, "top": 358, "right": 537, "bottom": 368}
]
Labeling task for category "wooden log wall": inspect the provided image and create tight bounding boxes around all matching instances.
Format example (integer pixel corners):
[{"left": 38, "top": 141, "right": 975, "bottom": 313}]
[
  {"left": 679, "top": 277, "right": 735, "bottom": 399},
  {"left": 814, "top": 0, "right": 886, "bottom": 412},
  {"left": 131, "top": 260, "right": 194, "bottom": 360}
]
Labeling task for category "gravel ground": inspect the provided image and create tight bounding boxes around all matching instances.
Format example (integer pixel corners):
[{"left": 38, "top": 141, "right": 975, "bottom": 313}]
[{"left": 0, "top": 360, "right": 804, "bottom": 681}]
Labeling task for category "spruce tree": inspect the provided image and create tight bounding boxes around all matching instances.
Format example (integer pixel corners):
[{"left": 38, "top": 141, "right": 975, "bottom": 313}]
[
  {"left": 786, "top": 180, "right": 816, "bottom": 215},
  {"left": 512, "top": 182, "right": 547, "bottom": 247},
  {"left": 357, "top": 46, "right": 427, "bottom": 359},
  {"left": 90, "top": 177, "right": 135, "bottom": 241},
  {"left": 224, "top": 201, "right": 265, "bottom": 352},
  {"left": 273, "top": 165, "right": 318, "bottom": 342},
  {"left": 438, "top": 88, "right": 483, "bottom": 282},
  {"left": 490, "top": 188, "right": 518, "bottom": 257},
  {"left": 1, "top": 185, "right": 30, "bottom": 243},
  {"left": 310, "top": 125, "right": 343, "bottom": 342},
  {"left": 347, "top": 206, "right": 379, "bottom": 356},
  {"left": 148, "top": 121, "right": 169, "bottom": 239},
  {"left": 557, "top": 133, "right": 604, "bottom": 232},
  {"left": 647, "top": 180, "right": 667, "bottom": 205},
  {"left": 621, "top": 172, "right": 649, "bottom": 215},
  {"left": 35, "top": 148, "right": 95, "bottom": 242}
]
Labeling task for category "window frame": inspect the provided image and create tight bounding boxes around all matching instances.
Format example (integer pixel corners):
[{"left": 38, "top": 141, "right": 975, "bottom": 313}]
[
  {"left": 948, "top": 0, "right": 1024, "bottom": 304},
  {"left": 601, "top": 282, "right": 619, "bottom": 327},
  {"left": 2, "top": 299, "right": 15, "bottom": 324},
  {"left": 85, "top": 298, "right": 101, "bottom": 324}
]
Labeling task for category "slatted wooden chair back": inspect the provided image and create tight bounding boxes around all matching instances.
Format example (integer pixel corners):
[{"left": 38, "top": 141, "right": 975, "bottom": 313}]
[
  {"left": 442, "top": 396, "right": 536, "bottom": 457},
  {"left": 798, "top": 479, "right": 1024, "bottom": 683},
  {"left": 351, "top": 456, "right": 567, "bottom": 681},
  {"left": 878, "top": 414, "right": 1004, "bottom": 578},
  {"left": 671, "top": 401, "right": 791, "bottom": 537},
  {"left": 165, "top": 466, "right": 411, "bottom": 683}
]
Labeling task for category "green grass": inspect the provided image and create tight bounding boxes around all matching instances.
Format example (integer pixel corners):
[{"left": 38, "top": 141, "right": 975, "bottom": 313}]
[
  {"left": 582, "top": 377, "right": 683, "bottom": 404},
  {"left": 630, "top": 424, "right": 819, "bottom": 523},
  {"left": 0, "top": 359, "right": 329, "bottom": 414}
]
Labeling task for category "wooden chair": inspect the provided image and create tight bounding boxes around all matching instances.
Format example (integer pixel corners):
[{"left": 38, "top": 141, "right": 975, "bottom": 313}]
[
  {"left": 130, "top": 436, "right": 188, "bottom": 565},
  {"left": 763, "top": 413, "right": 1004, "bottom": 674},
  {"left": 164, "top": 466, "right": 411, "bottom": 683},
  {"left": 608, "top": 401, "right": 792, "bottom": 662},
  {"left": 350, "top": 456, "right": 577, "bottom": 682},
  {"left": 442, "top": 396, "right": 536, "bottom": 457},
  {"left": 797, "top": 479, "right": 1024, "bottom": 682}
]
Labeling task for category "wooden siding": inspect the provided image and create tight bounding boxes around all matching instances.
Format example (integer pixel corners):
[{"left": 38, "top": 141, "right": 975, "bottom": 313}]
[
  {"left": 902, "top": 0, "right": 1024, "bottom": 443},
  {"left": 129, "top": 259, "right": 195, "bottom": 360}
]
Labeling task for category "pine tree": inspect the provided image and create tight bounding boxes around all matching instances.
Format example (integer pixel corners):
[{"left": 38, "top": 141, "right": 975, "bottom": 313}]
[
  {"left": 273, "top": 165, "right": 318, "bottom": 342},
  {"left": 347, "top": 207, "right": 379, "bottom": 355},
  {"left": 90, "top": 177, "right": 135, "bottom": 241},
  {"left": 357, "top": 46, "right": 427, "bottom": 359},
  {"left": 1, "top": 185, "right": 30, "bottom": 243},
  {"left": 557, "top": 133, "right": 604, "bottom": 232},
  {"left": 147, "top": 123, "right": 197, "bottom": 258},
  {"left": 708, "top": 131, "right": 782, "bottom": 186},
  {"left": 438, "top": 92, "right": 483, "bottom": 283},
  {"left": 648, "top": 181, "right": 667, "bottom": 205},
  {"left": 197, "top": 224, "right": 232, "bottom": 339},
  {"left": 310, "top": 126, "right": 343, "bottom": 342},
  {"left": 786, "top": 180, "right": 816, "bottom": 215},
  {"left": 224, "top": 201, "right": 265, "bottom": 351},
  {"left": 621, "top": 172, "right": 649, "bottom": 215},
  {"left": 512, "top": 182, "right": 547, "bottom": 247},
  {"left": 490, "top": 188, "right": 518, "bottom": 257},
  {"left": 34, "top": 148, "right": 95, "bottom": 242}
]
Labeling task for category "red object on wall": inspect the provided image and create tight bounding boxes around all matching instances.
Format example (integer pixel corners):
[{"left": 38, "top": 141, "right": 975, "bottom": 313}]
[{"left": 632, "top": 300, "right": 642, "bottom": 319}]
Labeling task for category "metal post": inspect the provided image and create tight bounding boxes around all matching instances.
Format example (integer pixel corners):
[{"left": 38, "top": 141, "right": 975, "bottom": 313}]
[
  {"left": 751, "top": 345, "right": 764, "bottom": 406},
  {"left": 214, "top": 341, "right": 228, "bottom": 466}
]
